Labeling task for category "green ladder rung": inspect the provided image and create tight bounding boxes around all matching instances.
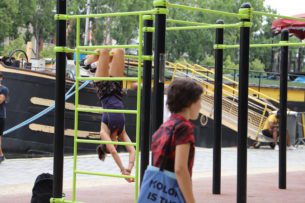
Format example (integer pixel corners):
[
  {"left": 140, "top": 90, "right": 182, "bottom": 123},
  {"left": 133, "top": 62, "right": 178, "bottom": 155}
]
[
  {"left": 77, "top": 108, "right": 137, "bottom": 114},
  {"left": 50, "top": 198, "right": 83, "bottom": 203},
  {"left": 77, "top": 44, "right": 139, "bottom": 49},
  {"left": 76, "top": 77, "right": 138, "bottom": 81},
  {"left": 76, "top": 139, "right": 136, "bottom": 146},
  {"left": 75, "top": 170, "right": 136, "bottom": 179}
]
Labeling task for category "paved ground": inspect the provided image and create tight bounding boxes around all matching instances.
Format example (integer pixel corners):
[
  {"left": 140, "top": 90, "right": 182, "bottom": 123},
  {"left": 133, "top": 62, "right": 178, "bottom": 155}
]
[{"left": 0, "top": 146, "right": 304, "bottom": 203}]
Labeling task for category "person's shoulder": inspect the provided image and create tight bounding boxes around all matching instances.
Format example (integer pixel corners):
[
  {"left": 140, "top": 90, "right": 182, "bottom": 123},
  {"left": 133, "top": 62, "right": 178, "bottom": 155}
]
[
  {"left": 3, "top": 86, "right": 8, "bottom": 92},
  {"left": 176, "top": 119, "right": 193, "bottom": 130},
  {"left": 174, "top": 120, "right": 195, "bottom": 144},
  {"left": 174, "top": 120, "right": 194, "bottom": 138},
  {"left": 152, "top": 121, "right": 170, "bottom": 137},
  {"left": 269, "top": 114, "right": 277, "bottom": 120},
  {"left": 0, "top": 86, "right": 8, "bottom": 93}
]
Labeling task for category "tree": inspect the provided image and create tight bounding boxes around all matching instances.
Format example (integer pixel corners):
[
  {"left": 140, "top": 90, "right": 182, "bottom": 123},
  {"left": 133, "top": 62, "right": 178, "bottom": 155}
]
[
  {"left": 165, "top": 0, "right": 273, "bottom": 67},
  {"left": 0, "top": 0, "right": 286, "bottom": 71},
  {"left": 65, "top": 0, "right": 151, "bottom": 47},
  {"left": 250, "top": 58, "right": 265, "bottom": 77},
  {"left": 29, "top": 1, "right": 55, "bottom": 56},
  {"left": 202, "top": 54, "right": 215, "bottom": 67},
  {"left": 223, "top": 55, "right": 238, "bottom": 74},
  {"left": 0, "top": 0, "right": 18, "bottom": 41},
  {"left": 2, "top": 37, "right": 26, "bottom": 56}
]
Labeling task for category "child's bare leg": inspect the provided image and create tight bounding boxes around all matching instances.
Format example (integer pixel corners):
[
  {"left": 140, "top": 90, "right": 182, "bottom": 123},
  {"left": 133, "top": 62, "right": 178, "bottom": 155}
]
[
  {"left": 95, "top": 49, "right": 110, "bottom": 78},
  {"left": 0, "top": 137, "right": 3, "bottom": 156},
  {"left": 286, "top": 130, "right": 292, "bottom": 146},
  {"left": 109, "top": 49, "right": 125, "bottom": 77}
]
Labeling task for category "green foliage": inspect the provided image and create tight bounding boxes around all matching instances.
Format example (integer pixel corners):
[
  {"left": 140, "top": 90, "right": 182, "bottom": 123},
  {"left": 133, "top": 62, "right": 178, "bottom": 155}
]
[
  {"left": 0, "top": 0, "right": 19, "bottom": 40},
  {"left": 40, "top": 45, "right": 55, "bottom": 59},
  {"left": 250, "top": 58, "right": 266, "bottom": 77},
  {"left": 165, "top": 0, "right": 274, "bottom": 69},
  {"left": 223, "top": 55, "right": 238, "bottom": 74},
  {"left": 2, "top": 37, "right": 25, "bottom": 56},
  {"left": 202, "top": 54, "right": 215, "bottom": 67},
  {"left": 0, "top": 0, "right": 300, "bottom": 73},
  {"left": 250, "top": 58, "right": 265, "bottom": 71},
  {"left": 66, "top": 0, "right": 151, "bottom": 47},
  {"left": 30, "top": 1, "right": 56, "bottom": 55}
]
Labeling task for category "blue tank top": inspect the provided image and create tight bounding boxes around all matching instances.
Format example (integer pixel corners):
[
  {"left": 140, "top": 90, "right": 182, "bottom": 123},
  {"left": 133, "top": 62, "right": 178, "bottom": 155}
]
[{"left": 0, "top": 85, "right": 9, "bottom": 118}]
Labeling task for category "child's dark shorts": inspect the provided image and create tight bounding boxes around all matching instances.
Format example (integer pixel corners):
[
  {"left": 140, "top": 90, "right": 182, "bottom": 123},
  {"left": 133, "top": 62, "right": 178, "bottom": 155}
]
[{"left": 101, "top": 95, "right": 125, "bottom": 135}]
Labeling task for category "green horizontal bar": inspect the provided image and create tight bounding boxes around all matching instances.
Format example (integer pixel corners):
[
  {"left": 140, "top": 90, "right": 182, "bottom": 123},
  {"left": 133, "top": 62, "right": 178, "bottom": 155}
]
[
  {"left": 168, "top": 3, "right": 241, "bottom": 18},
  {"left": 154, "top": 0, "right": 167, "bottom": 7},
  {"left": 54, "top": 47, "right": 142, "bottom": 60},
  {"left": 60, "top": 10, "right": 155, "bottom": 19},
  {"left": 143, "top": 15, "right": 155, "bottom": 21},
  {"left": 154, "top": 8, "right": 168, "bottom": 15},
  {"left": 253, "top": 11, "right": 305, "bottom": 22},
  {"left": 50, "top": 198, "right": 82, "bottom": 203},
  {"left": 53, "top": 46, "right": 72, "bottom": 53},
  {"left": 77, "top": 44, "right": 139, "bottom": 50},
  {"left": 76, "top": 139, "right": 136, "bottom": 146},
  {"left": 76, "top": 76, "right": 138, "bottom": 81},
  {"left": 54, "top": 14, "right": 69, "bottom": 21},
  {"left": 77, "top": 107, "right": 138, "bottom": 114},
  {"left": 167, "top": 19, "right": 207, "bottom": 26},
  {"left": 143, "top": 55, "right": 153, "bottom": 61},
  {"left": 214, "top": 42, "right": 305, "bottom": 49},
  {"left": 75, "top": 170, "right": 135, "bottom": 179},
  {"left": 143, "top": 27, "right": 155, "bottom": 32},
  {"left": 166, "top": 23, "right": 242, "bottom": 31},
  {"left": 125, "top": 55, "right": 140, "bottom": 59}
]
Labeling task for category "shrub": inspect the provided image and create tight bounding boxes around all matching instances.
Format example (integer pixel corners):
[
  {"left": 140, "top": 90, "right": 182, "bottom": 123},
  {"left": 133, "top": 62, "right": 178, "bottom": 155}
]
[{"left": 2, "top": 37, "right": 26, "bottom": 57}]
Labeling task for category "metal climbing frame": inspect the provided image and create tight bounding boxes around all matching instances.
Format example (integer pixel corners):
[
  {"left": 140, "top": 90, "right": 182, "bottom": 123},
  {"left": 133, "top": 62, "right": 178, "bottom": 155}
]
[{"left": 52, "top": 9, "right": 156, "bottom": 203}]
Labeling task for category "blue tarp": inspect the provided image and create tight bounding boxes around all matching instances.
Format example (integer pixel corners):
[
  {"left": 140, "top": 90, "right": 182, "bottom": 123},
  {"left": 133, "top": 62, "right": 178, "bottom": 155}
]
[
  {"left": 294, "top": 76, "right": 305, "bottom": 83},
  {"left": 73, "top": 53, "right": 87, "bottom": 61}
]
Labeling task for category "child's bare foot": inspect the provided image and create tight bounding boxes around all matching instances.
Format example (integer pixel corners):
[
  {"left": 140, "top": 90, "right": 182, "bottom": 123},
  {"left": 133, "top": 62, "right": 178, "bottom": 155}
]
[
  {"left": 122, "top": 169, "right": 135, "bottom": 183},
  {"left": 84, "top": 49, "right": 100, "bottom": 65}
]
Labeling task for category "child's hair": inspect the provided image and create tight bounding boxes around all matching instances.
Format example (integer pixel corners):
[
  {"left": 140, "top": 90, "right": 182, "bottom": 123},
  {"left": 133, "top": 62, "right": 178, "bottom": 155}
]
[
  {"left": 166, "top": 79, "right": 203, "bottom": 113},
  {"left": 97, "top": 144, "right": 107, "bottom": 161}
]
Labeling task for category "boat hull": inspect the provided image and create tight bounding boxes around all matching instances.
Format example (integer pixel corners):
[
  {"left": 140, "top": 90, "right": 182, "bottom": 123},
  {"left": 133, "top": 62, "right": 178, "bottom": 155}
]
[{"left": 1, "top": 64, "right": 137, "bottom": 157}]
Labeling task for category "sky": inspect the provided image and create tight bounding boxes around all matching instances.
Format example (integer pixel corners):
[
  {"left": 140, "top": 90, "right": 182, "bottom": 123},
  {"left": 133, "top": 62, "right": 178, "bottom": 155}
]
[{"left": 264, "top": 0, "right": 304, "bottom": 16}]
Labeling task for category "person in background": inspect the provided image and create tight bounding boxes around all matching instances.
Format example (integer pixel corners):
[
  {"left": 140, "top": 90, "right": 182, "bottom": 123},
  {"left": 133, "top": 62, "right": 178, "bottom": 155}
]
[
  {"left": 0, "top": 72, "right": 9, "bottom": 164},
  {"left": 262, "top": 111, "right": 296, "bottom": 150},
  {"left": 151, "top": 79, "right": 203, "bottom": 203}
]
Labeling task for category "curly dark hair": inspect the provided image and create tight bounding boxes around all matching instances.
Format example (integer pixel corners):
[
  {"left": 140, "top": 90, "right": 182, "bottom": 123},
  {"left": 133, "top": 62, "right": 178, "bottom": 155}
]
[{"left": 166, "top": 79, "right": 203, "bottom": 113}]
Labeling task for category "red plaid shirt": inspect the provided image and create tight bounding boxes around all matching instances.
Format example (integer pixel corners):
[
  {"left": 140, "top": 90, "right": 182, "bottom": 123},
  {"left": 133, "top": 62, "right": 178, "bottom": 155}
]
[{"left": 151, "top": 114, "right": 195, "bottom": 176}]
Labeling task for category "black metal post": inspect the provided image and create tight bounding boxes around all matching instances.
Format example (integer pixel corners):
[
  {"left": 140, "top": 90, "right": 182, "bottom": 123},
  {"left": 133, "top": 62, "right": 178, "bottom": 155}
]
[
  {"left": 53, "top": 0, "right": 66, "bottom": 199},
  {"left": 258, "top": 72, "right": 262, "bottom": 98},
  {"left": 213, "top": 19, "right": 224, "bottom": 195},
  {"left": 279, "top": 30, "right": 289, "bottom": 189},
  {"left": 237, "top": 3, "right": 251, "bottom": 203},
  {"left": 152, "top": 2, "right": 166, "bottom": 133},
  {"left": 271, "top": 37, "right": 274, "bottom": 72},
  {"left": 140, "top": 16, "right": 153, "bottom": 184},
  {"left": 297, "top": 48, "right": 301, "bottom": 72}
]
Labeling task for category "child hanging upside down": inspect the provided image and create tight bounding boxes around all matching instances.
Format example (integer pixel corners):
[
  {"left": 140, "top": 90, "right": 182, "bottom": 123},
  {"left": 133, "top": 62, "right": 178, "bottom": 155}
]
[{"left": 85, "top": 49, "right": 135, "bottom": 182}]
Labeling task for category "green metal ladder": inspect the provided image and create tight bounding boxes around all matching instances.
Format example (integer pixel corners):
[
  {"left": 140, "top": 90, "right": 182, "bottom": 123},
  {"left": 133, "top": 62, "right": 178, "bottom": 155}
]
[{"left": 52, "top": 9, "right": 157, "bottom": 203}]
